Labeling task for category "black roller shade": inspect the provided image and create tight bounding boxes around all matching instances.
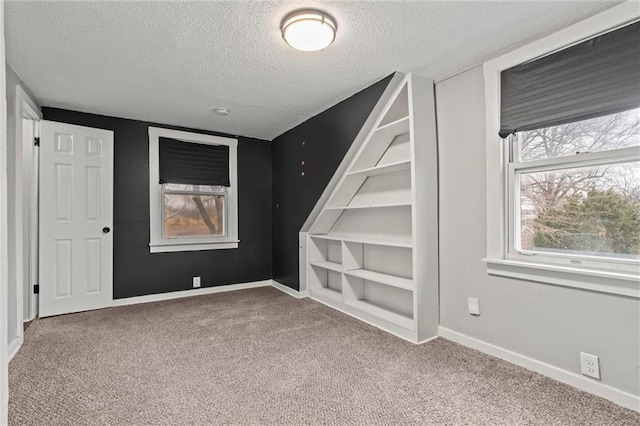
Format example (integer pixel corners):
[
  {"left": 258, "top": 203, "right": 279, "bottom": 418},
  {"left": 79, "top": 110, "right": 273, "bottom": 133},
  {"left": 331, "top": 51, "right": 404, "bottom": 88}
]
[
  {"left": 499, "top": 21, "right": 640, "bottom": 138},
  {"left": 159, "top": 137, "right": 230, "bottom": 187}
]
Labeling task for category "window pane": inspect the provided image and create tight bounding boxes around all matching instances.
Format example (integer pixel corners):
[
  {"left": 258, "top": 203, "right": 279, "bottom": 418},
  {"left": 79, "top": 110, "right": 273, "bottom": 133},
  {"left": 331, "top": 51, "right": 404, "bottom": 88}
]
[
  {"left": 164, "top": 183, "right": 226, "bottom": 193},
  {"left": 164, "top": 194, "right": 225, "bottom": 238},
  {"left": 519, "top": 162, "right": 640, "bottom": 260},
  {"left": 517, "top": 108, "right": 640, "bottom": 161}
]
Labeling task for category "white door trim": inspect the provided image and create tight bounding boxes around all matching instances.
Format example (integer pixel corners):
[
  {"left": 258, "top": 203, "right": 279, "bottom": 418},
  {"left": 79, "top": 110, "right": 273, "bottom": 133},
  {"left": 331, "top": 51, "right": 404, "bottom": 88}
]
[{"left": 14, "top": 86, "right": 41, "bottom": 331}]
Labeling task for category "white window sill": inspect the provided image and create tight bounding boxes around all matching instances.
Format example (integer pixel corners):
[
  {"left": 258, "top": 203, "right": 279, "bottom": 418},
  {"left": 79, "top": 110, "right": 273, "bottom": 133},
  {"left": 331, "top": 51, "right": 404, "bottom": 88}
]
[
  {"left": 150, "top": 240, "right": 239, "bottom": 253},
  {"left": 483, "top": 258, "right": 639, "bottom": 298}
]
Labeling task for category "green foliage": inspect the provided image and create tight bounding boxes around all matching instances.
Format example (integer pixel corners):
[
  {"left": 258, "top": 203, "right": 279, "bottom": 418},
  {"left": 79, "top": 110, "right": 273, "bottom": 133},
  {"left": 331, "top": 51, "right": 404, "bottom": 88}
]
[{"left": 533, "top": 188, "right": 640, "bottom": 256}]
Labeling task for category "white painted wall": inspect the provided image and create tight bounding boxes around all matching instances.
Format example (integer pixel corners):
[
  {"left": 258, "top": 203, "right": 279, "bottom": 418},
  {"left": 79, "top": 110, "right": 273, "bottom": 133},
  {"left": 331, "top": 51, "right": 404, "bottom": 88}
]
[
  {"left": 1, "top": 2, "right": 9, "bottom": 423},
  {"left": 435, "top": 66, "right": 640, "bottom": 398}
]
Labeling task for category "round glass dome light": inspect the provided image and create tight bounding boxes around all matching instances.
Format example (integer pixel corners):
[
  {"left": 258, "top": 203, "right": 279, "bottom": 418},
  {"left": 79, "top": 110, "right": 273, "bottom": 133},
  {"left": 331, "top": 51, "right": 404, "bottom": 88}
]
[{"left": 281, "top": 10, "right": 337, "bottom": 52}]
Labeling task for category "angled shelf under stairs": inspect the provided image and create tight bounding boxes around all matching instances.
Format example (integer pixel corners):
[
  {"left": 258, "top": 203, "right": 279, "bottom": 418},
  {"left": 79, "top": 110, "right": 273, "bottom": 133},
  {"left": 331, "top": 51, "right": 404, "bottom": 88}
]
[
  {"left": 303, "top": 73, "right": 439, "bottom": 343},
  {"left": 348, "top": 159, "right": 412, "bottom": 177}
]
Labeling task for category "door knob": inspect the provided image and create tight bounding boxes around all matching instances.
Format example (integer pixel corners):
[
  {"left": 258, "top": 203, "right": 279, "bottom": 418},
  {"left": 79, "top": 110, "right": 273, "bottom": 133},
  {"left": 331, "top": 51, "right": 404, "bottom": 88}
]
[{"left": 102, "top": 227, "right": 111, "bottom": 234}]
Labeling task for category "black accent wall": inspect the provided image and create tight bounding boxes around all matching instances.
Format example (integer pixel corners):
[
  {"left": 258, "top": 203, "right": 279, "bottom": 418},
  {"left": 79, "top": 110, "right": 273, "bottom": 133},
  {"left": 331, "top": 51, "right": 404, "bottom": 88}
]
[
  {"left": 271, "top": 76, "right": 392, "bottom": 290},
  {"left": 42, "top": 108, "right": 272, "bottom": 299}
]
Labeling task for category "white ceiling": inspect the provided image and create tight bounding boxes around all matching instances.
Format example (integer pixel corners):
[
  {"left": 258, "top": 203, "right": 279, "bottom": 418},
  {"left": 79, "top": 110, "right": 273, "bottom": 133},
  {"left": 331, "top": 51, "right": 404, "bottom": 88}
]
[{"left": 6, "top": 1, "right": 618, "bottom": 141}]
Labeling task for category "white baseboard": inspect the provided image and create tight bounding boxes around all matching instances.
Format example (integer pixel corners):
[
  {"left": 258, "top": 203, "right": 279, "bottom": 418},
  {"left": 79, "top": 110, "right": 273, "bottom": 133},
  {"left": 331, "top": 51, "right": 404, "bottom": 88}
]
[
  {"left": 111, "top": 280, "right": 272, "bottom": 307},
  {"left": 271, "top": 280, "right": 308, "bottom": 298},
  {"left": 8, "top": 336, "right": 23, "bottom": 362},
  {"left": 438, "top": 326, "right": 640, "bottom": 412}
]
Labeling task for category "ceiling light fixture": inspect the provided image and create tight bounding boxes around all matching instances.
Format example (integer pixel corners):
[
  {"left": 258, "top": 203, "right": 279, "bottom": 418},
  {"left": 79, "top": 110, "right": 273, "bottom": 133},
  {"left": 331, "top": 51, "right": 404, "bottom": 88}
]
[
  {"left": 281, "top": 9, "right": 337, "bottom": 52},
  {"left": 214, "top": 107, "right": 230, "bottom": 116}
]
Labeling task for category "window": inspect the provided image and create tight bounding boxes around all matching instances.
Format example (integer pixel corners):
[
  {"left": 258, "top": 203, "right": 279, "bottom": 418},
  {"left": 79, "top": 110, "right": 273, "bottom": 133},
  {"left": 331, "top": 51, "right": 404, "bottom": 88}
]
[
  {"left": 149, "top": 127, "right": 238, "bottom": 253},
  {"left": 484, "top": 4, "right": 640, "bottom": 296},
  {"left": 163, "top": 184, "right": 227, "bottom": 238},
  {"left": 506, "top": 108, "right": 640, "bottom": 274}
]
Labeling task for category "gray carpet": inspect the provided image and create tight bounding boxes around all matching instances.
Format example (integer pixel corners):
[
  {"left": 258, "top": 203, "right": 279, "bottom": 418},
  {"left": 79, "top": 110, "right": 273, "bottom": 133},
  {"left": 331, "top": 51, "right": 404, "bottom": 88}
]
[{"left": 9, "top": 287, "right": 639, "bottom": 425}]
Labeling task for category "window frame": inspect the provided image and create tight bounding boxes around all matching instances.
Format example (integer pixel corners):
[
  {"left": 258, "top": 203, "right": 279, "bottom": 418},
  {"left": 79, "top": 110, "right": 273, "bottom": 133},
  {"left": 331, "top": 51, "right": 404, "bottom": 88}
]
[
  {"left": 148, "top": 127, "right": 238, "bottom": 253},
  {"left": 483, "top": 3, "right": 640, "bottom": 298}
]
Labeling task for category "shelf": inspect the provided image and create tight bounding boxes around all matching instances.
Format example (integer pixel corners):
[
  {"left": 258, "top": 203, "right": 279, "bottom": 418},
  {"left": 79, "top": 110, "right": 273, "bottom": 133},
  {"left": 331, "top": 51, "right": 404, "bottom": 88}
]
[
  {"left": 310, "top": 234, "right": 413, "bottom": 248},
  {"left": 325, "top": 202, "right": 412, "bottom": 211},
  {"left": 310, "top": 260, "right": 343, "bottom": 273},
  {"left": 314, "top": 285, "right": 342, "bottom": 302},
  {"left": 368, "top": 117, "right": 410, "bottom": 150},
  {"left": 378, "top": 84, "right": 409, "bottom": 127},
  {"left": 344, "top": 269, "right": 413, "bottom": 291},
  {"left": 347, "top": 299, "right": 414, "bottom": 330},
  {"left": 351, "top": 113, "right": 410, "bottom": 172},
  {"left": 348, "top": 160, "right": 411, "bottom": 177},
  {"left": 375, "top": 116, "right": 410, "bottom": 132}
]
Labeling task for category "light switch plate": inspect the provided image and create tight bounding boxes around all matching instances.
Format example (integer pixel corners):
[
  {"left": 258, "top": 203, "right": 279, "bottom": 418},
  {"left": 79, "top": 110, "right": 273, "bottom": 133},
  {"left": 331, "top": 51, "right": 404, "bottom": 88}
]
[{"left": 467, "top": 297, "right": 480, "bottom": 316}]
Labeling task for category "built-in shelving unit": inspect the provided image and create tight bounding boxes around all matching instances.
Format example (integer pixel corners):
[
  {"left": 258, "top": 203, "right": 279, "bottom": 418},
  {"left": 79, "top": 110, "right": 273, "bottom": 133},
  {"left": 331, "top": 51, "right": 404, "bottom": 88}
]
[{"left": 303, "top": 73, "right": 439, "bottom": 343}]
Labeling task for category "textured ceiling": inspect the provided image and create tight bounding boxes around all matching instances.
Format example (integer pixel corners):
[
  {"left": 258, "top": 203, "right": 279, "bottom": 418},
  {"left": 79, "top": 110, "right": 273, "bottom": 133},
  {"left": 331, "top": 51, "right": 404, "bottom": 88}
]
[{"left": 6, "top": 1, "right": 618, "bottom": 140}]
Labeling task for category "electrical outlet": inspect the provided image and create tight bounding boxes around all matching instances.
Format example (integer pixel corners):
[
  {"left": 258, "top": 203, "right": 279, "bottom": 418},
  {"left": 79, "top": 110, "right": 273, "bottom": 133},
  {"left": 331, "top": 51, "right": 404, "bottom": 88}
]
[
  {"left": 193, "top": 276, "right": 201, "bottom": 288},
  {"left": 467, "top": 298, "right": 480, "bottom": 316},
  {"left": 580, "top": 352, "right": 600, "bottom": 379}
]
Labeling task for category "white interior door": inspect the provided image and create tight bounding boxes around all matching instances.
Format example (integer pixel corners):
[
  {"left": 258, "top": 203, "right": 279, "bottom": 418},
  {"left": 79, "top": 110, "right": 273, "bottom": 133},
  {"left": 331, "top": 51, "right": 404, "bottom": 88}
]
[{"left": 39, "top": 121, "right": 113, "bottom": 317}]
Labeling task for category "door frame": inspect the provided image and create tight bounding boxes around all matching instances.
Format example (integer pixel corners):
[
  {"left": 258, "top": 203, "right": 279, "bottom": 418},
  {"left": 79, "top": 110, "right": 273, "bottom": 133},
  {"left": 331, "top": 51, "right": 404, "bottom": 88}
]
[{"left": 14, "top": 86, "right": 41, "bottom": 334}]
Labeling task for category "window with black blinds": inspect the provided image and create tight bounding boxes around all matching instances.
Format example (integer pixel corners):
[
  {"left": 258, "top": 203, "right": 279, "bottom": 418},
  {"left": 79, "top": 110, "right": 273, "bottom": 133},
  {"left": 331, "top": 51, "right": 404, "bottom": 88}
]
[
  {"left": 499, "top": 21, "right": 640, "bottom": 138},
  {"left": 159, "top": 137, "right": 230, "bottom": 187}
]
